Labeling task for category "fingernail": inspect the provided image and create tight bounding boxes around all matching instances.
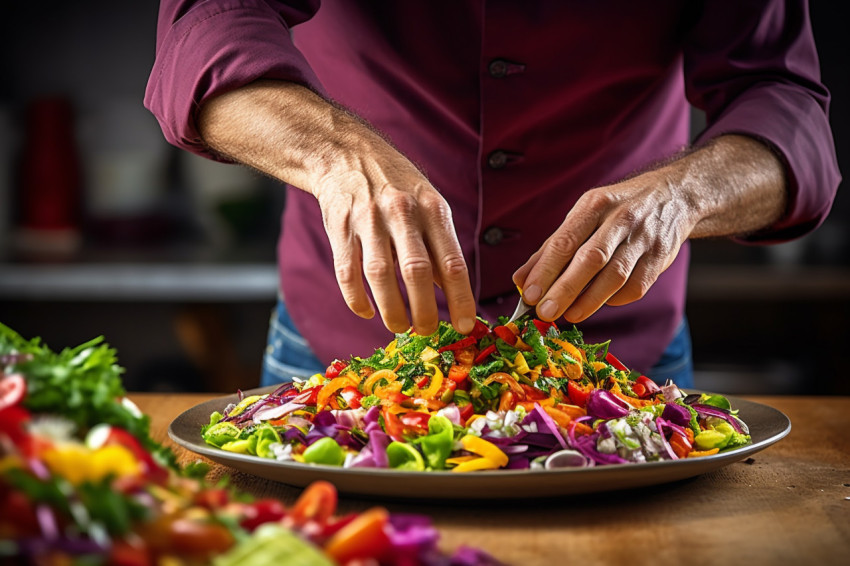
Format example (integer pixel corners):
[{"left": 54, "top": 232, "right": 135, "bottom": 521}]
[
  {"left": 523, "top": 284, "right": 542, "bottom": 303},
  {"left": 458, "top": 317, "right": 475, "bottom": 334},
  {"left": 538, "top": 299, "right": 559, "bottom": 320}
]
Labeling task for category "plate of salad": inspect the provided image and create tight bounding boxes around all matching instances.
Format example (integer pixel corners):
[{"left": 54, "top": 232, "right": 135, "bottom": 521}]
[
  {"left": 0, "top": 323, "right": 502, "bottom": 565},
  {"left": 170, "top": 317, "right": 791, "bottom": 500}
]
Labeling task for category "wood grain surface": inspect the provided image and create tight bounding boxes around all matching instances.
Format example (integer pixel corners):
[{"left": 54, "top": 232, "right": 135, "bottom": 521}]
[{"left": 131, "top": 394, "right": 850, "bottom": 566}]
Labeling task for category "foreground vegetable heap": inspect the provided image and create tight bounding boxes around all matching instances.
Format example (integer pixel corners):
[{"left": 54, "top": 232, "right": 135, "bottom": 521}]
[
  {"left": 0, "top": 323, "right": 501, "bottom": 566},
  {"left": 205, "top": 317, "right": 751, "bottom": 470}
]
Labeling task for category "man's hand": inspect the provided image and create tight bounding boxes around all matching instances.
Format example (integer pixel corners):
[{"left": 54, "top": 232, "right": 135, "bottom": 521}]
[
  {"left": 198, "top": 81, "right": 477, "bottom": 336},
  {"left": 513, "top": 135, "right": 787, "bottom": 322}
]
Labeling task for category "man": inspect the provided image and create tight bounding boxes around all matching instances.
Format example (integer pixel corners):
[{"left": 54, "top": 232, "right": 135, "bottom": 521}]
[{"left": 145, "top": 1, "right": 839, "bottom": 387}]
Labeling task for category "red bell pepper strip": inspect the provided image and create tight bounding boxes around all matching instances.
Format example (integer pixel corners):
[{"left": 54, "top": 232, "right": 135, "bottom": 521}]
[
  {"left": 493, "top": 325, "right": 518, "bottom": 346},
  {"left": 469, "top": 319, "right": 491, "bottom": 339},
  {"left": 532, "top": 319, "right": 558, "bottom": 336},
  {"left": 605, "top": 352, "right": 629, "bottom": 372},
  {"left": 472, "top": 344, "right": 497, "bottom": 365},
  {"left": 438, "top": 336, "right": 477, "bottom": 353}
]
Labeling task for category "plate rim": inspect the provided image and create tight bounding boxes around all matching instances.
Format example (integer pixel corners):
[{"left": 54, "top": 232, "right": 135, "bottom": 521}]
[{"left": 167, "top": 387, "right": 791, "bottom": 497}]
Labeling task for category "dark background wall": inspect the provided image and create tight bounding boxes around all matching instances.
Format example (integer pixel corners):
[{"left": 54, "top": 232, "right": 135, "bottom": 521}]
[{"left": 0, "top": 2, "right": 847, "bottom": 394}]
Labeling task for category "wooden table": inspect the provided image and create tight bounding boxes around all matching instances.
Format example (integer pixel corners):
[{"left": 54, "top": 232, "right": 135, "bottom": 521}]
[{"left": 131, "top": 394, "right": 850, "bottom": 566}]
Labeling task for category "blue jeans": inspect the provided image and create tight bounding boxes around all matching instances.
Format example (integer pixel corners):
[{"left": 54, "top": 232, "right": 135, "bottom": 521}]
[{"left": 260, "top": 300, "right": 694, "bottom": 388}]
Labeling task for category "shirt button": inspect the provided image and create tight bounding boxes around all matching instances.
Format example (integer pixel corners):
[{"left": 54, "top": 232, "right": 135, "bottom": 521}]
[
  {"left": 487, "top": 150, "right": 508, "bottom": 169},
  {"left": 483, "top": 226, "right": 504, "bottom": 246},
  {"left": 489, "top": 59, "right": 509, "bottom": 78}
]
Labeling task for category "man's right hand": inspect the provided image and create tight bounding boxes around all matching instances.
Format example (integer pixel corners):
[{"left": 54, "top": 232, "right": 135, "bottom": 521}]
[{"left": 198, "top": 80, "right": 477, "bottom": 336}]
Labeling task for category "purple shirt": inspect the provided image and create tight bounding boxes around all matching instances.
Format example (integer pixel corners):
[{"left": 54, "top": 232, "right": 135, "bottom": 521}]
[{"left": 145, "top": 0, "right": 839, "bottom": 373}]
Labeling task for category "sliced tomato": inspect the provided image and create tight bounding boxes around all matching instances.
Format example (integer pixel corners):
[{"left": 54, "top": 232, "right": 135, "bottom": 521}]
[
  {"left": 325, "top": 360, "right": 349, "bottom": 379},
  {"left": 635, "top": 375, "right": 661, "bottom": 397},
  {"left": 458, "top": 403, "right": 475, "bottom": 425},
  {"left": 567, "top": 381, "right": 592, "bottom": 408},
  {"left": 447, "top": 364, "right": 470, "bottom": 384},
  {"left": 167, "top": 518, "right": 235, "bottom": 559},
  {"left": 325, "top": 507, "right": 391, "bottom": 563},
  {"left": 0, "top": 374, "right": 26, "bottom": 411},
  {"left": 108, "top": 539, "right": 153, "bottom": 566},
  {"left": 0, "top": 405, "right": 31, "bottom": 448},
  {"left": 193, "top": 488, "right": 228, "bottom": 510},
  {"left": 454, "top": 346, "right": 477, "bottom": 367},
  {"left": 338, "top": 386, "right": 363, "bottom": 409},
  {"left": 400, "top": 411, "right": 431, "bottom": 435},
  {"left": 493, "top": 325, "right": 518, "bottom": 346},
  {"left": 240, "top": 498, "right": 287, "bottom": 531},
  {"left": 519, "top": 383, "right": 547, "bottom": 401},
  {"left": 290, "top": 481, "right": 338, "bottom": 527}
]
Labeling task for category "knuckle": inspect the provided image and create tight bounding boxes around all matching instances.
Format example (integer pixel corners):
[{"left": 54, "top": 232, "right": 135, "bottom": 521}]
[
  {"left": 607, "top": 259, "right": 631, "bottom": 287},
  {"left": 576, "top": 244, "right": 610, "bottom": 270},
  {"left": 363, "top": 258, "right": 394, "bottom": 281},
  {"left": 399, "top": 257, "right": 433, "bottom": 282},
  {"left": 440, "top": 253, "right": 468, "bottom": 279},
  {"left": 334, "top": 263, "right": 360, "bottom": 287},
  {"left": 385, "top": 192, "right": 419, "bottom": 219},
  {"left": 547, "top": 231, "right": 580, "bottom": 259}
]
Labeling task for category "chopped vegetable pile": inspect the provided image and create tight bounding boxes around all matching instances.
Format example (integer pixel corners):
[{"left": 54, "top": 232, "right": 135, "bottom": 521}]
[
  {"left": 0, "top": 322, "right": 501, "bottom": 565},
  {"left": 204, "top": 317, "right": 751, "bottom": 471}
]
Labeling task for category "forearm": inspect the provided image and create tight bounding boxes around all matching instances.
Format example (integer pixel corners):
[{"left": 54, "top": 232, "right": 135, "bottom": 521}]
[
  {"left": 197, "top": 80, "right": 402, "bottom": 196},
  {"left": 673, "top": 134, "right": 788, "bottom": 240}
]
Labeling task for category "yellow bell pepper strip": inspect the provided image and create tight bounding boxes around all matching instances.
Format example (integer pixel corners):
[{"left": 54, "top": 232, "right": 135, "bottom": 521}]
[
  {"left": 227, "top": 395, "right": 265, "bottom": 417},
  {"left": 362, "top": 369, "right": 397, "bottom": 395},
  {"left": 511, "top": 352, "right": 531, "bottom": 375},
  {"left": 317, "top": 375, "right": 359, "bottom": 410},
  {"left": 445, "top": 455, "right": 479, "bottom": 465},
  {"left": 42, "top": 444, "right": 140, "bottom": 485},
  {"left": 420, "top": 364, "right": 444, "bottom": 399},
  {"left": 460, "top": 435, "right": 509, "bottom": 467},
  {"left": 450, "top": 457, "right": 502, "bottom": 473}
]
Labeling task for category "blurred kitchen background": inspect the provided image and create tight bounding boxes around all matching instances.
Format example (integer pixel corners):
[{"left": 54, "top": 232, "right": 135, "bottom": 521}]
[{"left": 0, "top": 2, "right": 847, "bottom": 395}]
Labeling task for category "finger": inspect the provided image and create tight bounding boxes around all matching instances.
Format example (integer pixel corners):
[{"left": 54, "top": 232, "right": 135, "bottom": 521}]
[
  {"left": 518, "top": 203, "right": 600, "bottom": 305},
  {"left": 323, "top": 208, "right": 375, "bottom": 319},
  {"left": 358, "top": 215, "right": 411, "bottom": 333},
  {"left": 390, "top": 222, "right": 440, "bottom": 336},
  {"left": 535, "top": 222, "right": 630, "bottom": 321},
  {"left": 421, "top": 197, "right": 476, "bottom": 335},
  {"left": 512, "top": 246, "right": 545, "bottom": 291},
  {"left": 606, "top": 255, "right": 663, "bottom": 306},
  {"left": 563, "top": 244, "right": 640, "bottom": 322}
]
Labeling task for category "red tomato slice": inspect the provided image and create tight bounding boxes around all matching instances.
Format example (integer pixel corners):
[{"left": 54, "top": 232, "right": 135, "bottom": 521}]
[
  {"left": 240, "top": 498, "right": 287, "bottom": 531},
  {"left": 339, "top": 385, "right": 363, "bottom": 409},
  {"left": 567, "top": 381, "right": 591, "bottom": 408},
  {"left": 290, "top": 481, "right": 338, "bottom": 527},
  {"left": 325, "top": 507, "right": 391, "bottom": 563},
  {"left": 447, "top": 364, "right": 470, "bottom": 384},
  {"left": 0, "top": 374, "right": 26, "bottom": 411}
]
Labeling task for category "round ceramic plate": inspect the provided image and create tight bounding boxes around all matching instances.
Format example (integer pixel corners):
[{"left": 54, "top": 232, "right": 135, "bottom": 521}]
[{"left": 169, "top": 387, "right": 791, "bottom": 500}]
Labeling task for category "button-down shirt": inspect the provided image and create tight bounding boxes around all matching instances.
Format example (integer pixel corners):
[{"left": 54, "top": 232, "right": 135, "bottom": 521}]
[{"left": 145, "top": 0, "right": 840, "bottom": 373}]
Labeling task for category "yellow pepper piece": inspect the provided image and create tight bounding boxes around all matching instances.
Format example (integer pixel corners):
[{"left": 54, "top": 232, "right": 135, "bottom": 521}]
[
  {"left": 362, "top": 369, "right": 398, "bottom": 395},
  {"left": 420, "top": 363, "right": 444, "bottom": 399},
  {"left": 512, "top": 352, "right": 530, "bottom": 375},
  {"left": 460, "top": 435, "right": 509, "bottom": 467},
  {"left": 42, "top": 444, "right": 140, "bottom": 485},
  {"left": 228, "top": 395, "right": 265, "bottom": 417},
  {"left": 317, "top": 375, "right": 359, "bottom": 409},
  {"left": 451, "top": 457, "right": 502, "bottom": 473},
  {"left": 445, "top": 455, "right": 479, "bottom": 465}
]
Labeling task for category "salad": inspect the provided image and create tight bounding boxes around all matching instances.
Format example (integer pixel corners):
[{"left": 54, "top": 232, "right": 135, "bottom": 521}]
[
  {"left": 203, "top": 317, "right": 751, "bottom": 471},
  {"left": 0, "top": 323, "right": 502, "bottom": 565}
]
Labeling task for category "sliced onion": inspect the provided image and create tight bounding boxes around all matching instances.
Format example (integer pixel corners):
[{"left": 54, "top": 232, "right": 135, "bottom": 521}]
[
  {"left": 544, "top": 449, "right": 590, "bottom": 469},
  {"left": 692, "top": 404, "right": 748, "bottom": 434}
]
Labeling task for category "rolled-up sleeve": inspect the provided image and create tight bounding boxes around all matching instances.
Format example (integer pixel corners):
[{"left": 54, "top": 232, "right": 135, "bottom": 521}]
[
  {"left": 684, "top": 0, "right": 841, "bottom": 242},
  {"left": 144, "top": 0, "right": 325, "bottom": 159}
]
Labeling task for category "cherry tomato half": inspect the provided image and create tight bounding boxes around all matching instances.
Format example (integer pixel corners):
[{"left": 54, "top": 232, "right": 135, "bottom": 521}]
[
  {"left": 0, "top": 374, "right": 26, "bottom": 411},
  {"left": 290, "top": 481, "right": 338, "bottom": 527}
]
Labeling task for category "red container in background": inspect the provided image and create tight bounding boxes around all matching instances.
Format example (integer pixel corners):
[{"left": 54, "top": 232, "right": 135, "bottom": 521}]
[{"left": 17, "top": 96, "right": 82, "bottom": 253}]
